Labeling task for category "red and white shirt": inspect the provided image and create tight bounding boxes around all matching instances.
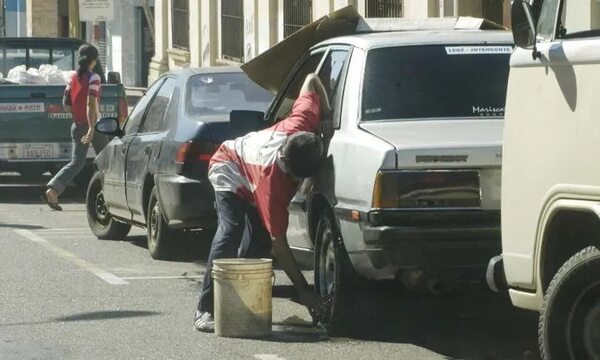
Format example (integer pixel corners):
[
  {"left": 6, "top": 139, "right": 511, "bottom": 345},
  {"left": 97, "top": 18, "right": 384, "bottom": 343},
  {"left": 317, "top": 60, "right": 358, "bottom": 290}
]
[
  {"left": 208, "top": 92, "right": 321, "bottom": 238},
  {"left": 66, "top": 71, "right": 101, "bottom": 125}
]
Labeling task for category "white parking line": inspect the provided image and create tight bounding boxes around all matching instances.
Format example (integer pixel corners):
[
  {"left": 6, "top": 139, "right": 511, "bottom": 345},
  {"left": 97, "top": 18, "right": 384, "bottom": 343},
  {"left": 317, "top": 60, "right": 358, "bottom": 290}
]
[
  {"left": 13, "top": 229, "right": 129, "bottom": 285},
  {"left": 254, "top": 355, "right": 287, "bottom": 360}
]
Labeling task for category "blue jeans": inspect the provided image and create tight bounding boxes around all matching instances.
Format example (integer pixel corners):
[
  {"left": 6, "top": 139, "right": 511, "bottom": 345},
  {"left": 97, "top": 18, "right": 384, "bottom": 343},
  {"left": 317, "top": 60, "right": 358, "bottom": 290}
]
[
  {"left": 197, "top": 191, "right": 272, "bottom": 313},
  {"left": 47, "top": 123, "right": 108, "bottom": 195}
]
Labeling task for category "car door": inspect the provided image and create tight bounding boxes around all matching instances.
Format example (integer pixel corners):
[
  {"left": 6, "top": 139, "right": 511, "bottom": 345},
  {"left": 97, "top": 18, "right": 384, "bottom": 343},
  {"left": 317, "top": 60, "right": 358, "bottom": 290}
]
[
  {"left": 103, "top": 77, "right": 165, "bottom": 219},
  {"left": 125, "top": 77, "right": 177, "bottom": 224},
  {"left": 287, "top": 46, "right": 352, "bottom": 251}
]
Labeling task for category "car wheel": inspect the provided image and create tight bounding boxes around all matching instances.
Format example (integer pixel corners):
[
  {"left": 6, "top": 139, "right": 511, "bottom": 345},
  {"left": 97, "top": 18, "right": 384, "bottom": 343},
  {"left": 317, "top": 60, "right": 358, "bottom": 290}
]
[
  {"left": 540, "top": 246, "right": 600, "bottom": 360},
  {"left": 146, "top": 187, "right": 179, "bottom": 260},
  {"left": 314, "top": 210, "right": 362, "bottom": 333},
  {"left": 86, "top": 172, "right": 131, "bottom": 240}
]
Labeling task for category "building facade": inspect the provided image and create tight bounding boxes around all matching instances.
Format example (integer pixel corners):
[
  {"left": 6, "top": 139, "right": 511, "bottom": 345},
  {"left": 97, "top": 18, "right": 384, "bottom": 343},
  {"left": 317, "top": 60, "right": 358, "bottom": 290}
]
[
  {"left": 149, "top": 0, "right": 511, "bottom": 84},
  {"left": 20, "top": 0, "right": 154, "bottom": 87}
]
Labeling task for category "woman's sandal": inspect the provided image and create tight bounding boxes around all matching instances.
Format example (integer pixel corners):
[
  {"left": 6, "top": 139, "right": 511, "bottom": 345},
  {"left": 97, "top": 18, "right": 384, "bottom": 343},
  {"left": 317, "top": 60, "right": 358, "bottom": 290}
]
[{"left": 41, "top": 192, "right": 62, "bottom": 211}]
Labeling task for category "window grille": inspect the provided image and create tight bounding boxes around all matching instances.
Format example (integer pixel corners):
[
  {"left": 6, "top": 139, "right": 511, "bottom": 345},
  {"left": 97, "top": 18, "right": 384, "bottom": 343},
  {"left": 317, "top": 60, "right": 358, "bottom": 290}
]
[
  {"left": 172, "top": 0, "right": 190, "bottom": 50},
  {"left": 365, "top": 0, "right": 403, "bottom": 18},
  {"left": 283, "top": 0, "right": 312, "bottom": 38},
  {"left": 221, "top": 0, "right": 244, "bottom": 62}
]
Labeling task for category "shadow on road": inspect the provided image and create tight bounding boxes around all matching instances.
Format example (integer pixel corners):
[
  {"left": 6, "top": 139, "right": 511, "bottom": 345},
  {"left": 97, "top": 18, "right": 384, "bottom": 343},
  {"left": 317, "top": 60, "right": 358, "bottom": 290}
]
[
  {"left": 55, "top": 310, "right": 162, "bottom": 322},
  {"left": 0, "top": 174, "right": 86, "bottom": 205},
  {"left": 272, "top": 283, "right": 539, "bottom": 358},
  {"left": 0, "top": 222, "right": 45, "bottom": 230},
  {"left": 1, "top": 310, "right": 161, "bottom": 327}
]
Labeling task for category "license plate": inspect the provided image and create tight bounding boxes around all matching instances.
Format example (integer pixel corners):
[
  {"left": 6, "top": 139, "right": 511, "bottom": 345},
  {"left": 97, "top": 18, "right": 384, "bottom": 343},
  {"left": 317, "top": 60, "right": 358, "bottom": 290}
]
[{"left": 24, "top": 144, "right": 54, "bottom": 159}]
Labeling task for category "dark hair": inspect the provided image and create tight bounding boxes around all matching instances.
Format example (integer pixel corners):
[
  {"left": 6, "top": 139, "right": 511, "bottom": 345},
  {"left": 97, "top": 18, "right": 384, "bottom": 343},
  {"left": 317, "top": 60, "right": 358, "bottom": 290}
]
[
  {"left": 77, "top": 44, "right": 99, "bottom": 77},
  {"left": 281, "top": 131, "right": 324, "bottom": 178}
]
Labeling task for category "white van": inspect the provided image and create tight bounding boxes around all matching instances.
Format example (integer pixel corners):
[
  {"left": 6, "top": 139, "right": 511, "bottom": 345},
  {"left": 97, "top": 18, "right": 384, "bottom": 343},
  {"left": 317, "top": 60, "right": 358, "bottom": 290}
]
[{"left": 487, "top": 0, "right": 600, "bottom": 358}]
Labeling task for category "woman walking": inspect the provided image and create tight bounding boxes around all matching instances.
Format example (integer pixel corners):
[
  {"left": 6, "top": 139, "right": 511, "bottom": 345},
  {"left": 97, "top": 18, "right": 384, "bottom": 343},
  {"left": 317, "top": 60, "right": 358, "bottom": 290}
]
[{"left": 43, "top": 44, "right": 107, "bottom": 210}]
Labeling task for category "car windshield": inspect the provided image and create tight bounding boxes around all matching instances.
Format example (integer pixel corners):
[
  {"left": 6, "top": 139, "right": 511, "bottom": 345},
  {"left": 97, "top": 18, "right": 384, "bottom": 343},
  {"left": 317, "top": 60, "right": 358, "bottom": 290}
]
[
  {"left": 362, "top": 44, "right": 511, "bottom": 121},
  {"left": 187, "top": 72, "right": 273, "bottom": 116}
]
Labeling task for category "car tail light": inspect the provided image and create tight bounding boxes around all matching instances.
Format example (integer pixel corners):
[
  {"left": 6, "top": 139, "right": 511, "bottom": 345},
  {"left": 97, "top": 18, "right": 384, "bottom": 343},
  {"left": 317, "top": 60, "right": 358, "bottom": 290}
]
[
  {"left": 175, "top": 141, "right": 219, "bottom": 164},
  {"left": 372, "top": 170, "right": 481, "bottom": 209},
  {"left": 118, "top": 97, "right": 128, "bottom": 124}
]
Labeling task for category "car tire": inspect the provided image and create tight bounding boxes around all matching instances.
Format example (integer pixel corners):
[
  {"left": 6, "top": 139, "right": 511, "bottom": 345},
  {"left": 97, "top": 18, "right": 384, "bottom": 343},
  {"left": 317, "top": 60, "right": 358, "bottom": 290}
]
[
  {"left": 146, "top": 187, "right": 179, "bottom": 260},
  {"left": 86, "top": 172, "right": 131, "bottom": 240},
  {"left": 314, "top": 210, "right": 362, "bottom": 333},
  {"left": 539, "top": 246, "right": 600, "bottom": 360}
]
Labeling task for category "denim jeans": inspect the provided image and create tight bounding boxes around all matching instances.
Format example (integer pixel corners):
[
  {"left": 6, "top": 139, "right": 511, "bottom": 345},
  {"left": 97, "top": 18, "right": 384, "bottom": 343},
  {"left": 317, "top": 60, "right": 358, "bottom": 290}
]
[
  {"left": 197, "top": 191, "right": 272, "bottom": 313},
  {"left": 47, "top": 122, "right": 108, "bottom": 195}
]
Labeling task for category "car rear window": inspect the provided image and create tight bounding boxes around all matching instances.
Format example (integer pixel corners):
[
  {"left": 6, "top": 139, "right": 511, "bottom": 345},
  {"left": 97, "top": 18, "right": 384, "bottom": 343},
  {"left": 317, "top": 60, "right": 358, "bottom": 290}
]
[
  {"left": 187, "top": 72, "right": 273, "bottom": 117},
  {"left": 361, "top": 44, "right": 511, "bottom": 121}
]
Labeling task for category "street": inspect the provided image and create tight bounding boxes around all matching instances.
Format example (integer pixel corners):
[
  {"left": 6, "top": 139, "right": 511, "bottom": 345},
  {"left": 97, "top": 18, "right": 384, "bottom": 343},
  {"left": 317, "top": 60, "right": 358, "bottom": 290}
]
[{"left": 1, "top": 174, "right": 539, "bottom": 360}]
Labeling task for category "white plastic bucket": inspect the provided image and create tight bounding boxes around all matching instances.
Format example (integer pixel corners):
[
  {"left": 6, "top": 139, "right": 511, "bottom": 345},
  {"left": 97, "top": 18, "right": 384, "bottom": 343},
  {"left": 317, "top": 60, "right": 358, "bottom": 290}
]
[{"left": 212, "top": 258, "right": 273, "bottom": 338}]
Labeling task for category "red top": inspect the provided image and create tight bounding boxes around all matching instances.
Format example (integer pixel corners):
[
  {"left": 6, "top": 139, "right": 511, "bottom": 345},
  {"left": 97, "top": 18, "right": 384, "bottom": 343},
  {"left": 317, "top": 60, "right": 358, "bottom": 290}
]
[
  {"left": 208, "top": 92, "right": 321, "bottom": 237},
  {"left": 67, "top": 71, "right": 101, "bottom": 125}
]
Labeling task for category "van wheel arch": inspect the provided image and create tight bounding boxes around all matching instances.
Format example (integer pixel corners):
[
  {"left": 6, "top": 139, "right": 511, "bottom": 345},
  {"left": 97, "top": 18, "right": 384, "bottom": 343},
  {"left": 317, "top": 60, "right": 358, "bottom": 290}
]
[{"left": 540, "top": 209, "right": 600, "bottom": 291}]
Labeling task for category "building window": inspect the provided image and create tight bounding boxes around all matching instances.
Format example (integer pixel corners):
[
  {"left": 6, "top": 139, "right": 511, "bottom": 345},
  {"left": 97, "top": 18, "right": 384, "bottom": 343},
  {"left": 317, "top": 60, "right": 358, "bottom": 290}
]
[
  {"left": 365, "top": 0, "right": 403, "bottom": 18},
  {"left": 283, "top": 0, "right": 312, "bottom": 38},
  {"left": 482, "top": 0, "right": 504, "bottom": 25},
  {"left": 221, "top": 0, "right": 244, "bottom": 62},
  {"left": 171, "top": 0, "right": 190, "bottom": 50}
]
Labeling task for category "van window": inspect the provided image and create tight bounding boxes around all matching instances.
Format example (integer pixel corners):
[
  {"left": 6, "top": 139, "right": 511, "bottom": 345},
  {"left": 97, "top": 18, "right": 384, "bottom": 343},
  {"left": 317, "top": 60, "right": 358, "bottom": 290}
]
[
  {"left": 361, "top": 45, "right": 511, "bottom": 121},
  {"left": 557, "top": 0, "right": 600, "bottom": 39},
  {"left": 537, "top": 0, "right": 561, "bottom": 39}
]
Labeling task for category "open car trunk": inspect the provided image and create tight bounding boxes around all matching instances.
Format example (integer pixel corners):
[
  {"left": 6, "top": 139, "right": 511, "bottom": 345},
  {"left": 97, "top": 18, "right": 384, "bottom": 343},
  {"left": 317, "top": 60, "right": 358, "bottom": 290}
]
[{"left": 241, "top": 5, "right": 504, "bottom": 93}]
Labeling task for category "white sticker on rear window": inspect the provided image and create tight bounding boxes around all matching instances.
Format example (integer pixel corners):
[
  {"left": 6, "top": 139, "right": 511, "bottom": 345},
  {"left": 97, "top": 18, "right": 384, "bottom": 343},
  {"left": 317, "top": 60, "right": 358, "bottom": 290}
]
[{"left": 445, "top": 46, "right": 513, "bottom": 55}]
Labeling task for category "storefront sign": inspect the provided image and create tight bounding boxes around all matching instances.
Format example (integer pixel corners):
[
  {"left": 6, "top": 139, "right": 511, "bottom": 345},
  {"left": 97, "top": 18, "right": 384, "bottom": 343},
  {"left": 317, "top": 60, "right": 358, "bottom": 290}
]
[{"left": 79, "top": 0, "right": 114, "bottom": 22}]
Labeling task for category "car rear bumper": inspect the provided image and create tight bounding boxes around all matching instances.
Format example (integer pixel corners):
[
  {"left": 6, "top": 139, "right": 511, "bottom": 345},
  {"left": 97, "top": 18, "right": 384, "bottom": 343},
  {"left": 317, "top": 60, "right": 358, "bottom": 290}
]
[
  {"left": 155, "top": 174, "right": 216, "bottom": 229},
  {"left": 345, "top": 209, "right": 501, "bottom": 280}
]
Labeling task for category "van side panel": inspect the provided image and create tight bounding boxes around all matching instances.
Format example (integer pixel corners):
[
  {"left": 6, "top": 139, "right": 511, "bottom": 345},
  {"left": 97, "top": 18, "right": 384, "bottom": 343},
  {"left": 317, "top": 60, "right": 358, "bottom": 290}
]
[{"left": 502, "top": 41, "right": 600, "bottom": 291}]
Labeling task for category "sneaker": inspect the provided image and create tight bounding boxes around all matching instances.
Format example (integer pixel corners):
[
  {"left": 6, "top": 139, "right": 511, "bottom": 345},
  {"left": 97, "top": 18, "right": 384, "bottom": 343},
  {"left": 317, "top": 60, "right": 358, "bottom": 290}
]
[{"left": 194, "top": 311, "right": 214, "bottom": 333}]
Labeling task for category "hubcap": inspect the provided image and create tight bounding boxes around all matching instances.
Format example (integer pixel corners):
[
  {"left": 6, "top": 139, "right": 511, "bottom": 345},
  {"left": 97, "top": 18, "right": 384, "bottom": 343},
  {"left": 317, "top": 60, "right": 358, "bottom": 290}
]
[
  {"left": 583, "top": 302, "right": 600, "bottom": 358},
  {"left": 319, "top": 227, "right": 336, "bottom": 297},
  {"left": 94, "top": 191, "right": 109, "bottom": 225},
  {"left": 149, "top": 202, "right": 159, "bottom": 249}
]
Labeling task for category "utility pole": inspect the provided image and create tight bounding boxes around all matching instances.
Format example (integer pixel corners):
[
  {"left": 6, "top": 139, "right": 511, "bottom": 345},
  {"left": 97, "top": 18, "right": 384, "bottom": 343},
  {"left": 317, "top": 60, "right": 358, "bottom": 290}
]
[{"left": 68, "top": 0, "right": 80, "bottom": 39}]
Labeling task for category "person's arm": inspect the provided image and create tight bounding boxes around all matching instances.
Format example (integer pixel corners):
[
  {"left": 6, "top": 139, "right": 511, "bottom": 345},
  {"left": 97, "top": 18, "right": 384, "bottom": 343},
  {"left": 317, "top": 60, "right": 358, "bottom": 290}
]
[
  {"left": 81, "top": 95, "right": 97, "bottom": 144},
  {"left": 81, "top": 73, "right": 101, "bottom": 144},
  {"left": 271, "top": 235, "right": 321, "bottom": 308},
  {"left": 300, "top": 74, "right": 334, "bottom": 139}
]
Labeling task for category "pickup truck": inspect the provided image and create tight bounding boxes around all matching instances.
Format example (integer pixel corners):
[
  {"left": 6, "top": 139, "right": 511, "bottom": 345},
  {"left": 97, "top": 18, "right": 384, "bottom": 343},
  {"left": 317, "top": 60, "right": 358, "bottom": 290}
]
[{"left": 0, "top": 37, "right": 127, "bottom": 178}]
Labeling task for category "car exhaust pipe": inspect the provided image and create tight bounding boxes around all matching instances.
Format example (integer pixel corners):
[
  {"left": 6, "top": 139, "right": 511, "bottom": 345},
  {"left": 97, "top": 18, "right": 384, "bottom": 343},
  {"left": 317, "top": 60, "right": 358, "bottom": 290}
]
[{"left": 400, "top": 269, "right": 460, "bottom": 295}]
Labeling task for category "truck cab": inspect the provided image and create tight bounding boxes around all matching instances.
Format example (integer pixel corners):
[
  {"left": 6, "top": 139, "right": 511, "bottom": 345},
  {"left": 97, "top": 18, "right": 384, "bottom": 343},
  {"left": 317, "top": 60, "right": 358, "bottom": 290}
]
[{"left": 488, "top": 1, "right": 600, "bottom": 358}]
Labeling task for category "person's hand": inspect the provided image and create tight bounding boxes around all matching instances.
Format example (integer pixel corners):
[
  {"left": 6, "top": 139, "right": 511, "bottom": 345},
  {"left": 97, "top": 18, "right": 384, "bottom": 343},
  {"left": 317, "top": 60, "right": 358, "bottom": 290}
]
[
  {"left": 81, "top": 129, "right": 94, "bottom": 144},
  {"left": 63, "top": 105, "right": 72, "bottom": 113}
]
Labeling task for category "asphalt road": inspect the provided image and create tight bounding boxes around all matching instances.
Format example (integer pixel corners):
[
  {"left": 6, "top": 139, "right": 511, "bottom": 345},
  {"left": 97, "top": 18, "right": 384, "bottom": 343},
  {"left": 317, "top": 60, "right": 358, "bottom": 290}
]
[{"left": 0, "top": 173, "right": 541, "bottom": 360}]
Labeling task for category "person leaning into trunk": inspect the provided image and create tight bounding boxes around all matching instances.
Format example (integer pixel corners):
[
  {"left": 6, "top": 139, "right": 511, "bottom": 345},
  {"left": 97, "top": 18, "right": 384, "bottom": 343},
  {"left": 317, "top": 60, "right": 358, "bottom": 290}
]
[
  {"left": 194, "top": 73, "right": 333, "bottom": 332},
  {"left": 43, "top": 44, "right": 108, "bottom": 210}
]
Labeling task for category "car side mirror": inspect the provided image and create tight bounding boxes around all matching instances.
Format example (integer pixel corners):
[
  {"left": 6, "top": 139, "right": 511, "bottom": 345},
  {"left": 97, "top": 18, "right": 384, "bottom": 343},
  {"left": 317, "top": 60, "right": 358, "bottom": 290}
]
[
  {"left": 511, "top": 0, "right": 541, "bottom": 60},
  {"left": 229, "top": 110, "right": 266, "bottom": 137},
  {"left": 107, "top": 71, "right": 121, "bottom": 84},
  {"left": 96, "top": 117, "right": 123, "bottom": 137}
]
